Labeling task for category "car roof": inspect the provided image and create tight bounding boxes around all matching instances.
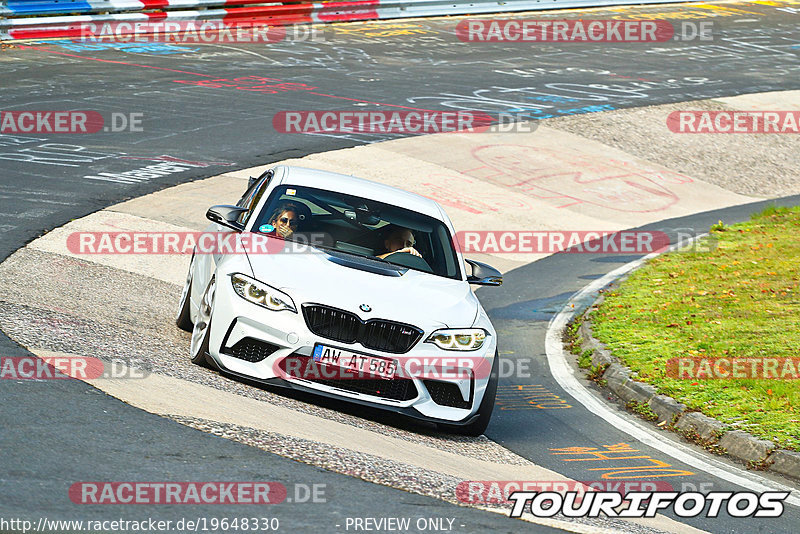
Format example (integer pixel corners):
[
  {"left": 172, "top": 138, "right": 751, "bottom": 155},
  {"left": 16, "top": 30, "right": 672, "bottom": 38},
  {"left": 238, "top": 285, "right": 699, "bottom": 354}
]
[{"left": 275, "top": 165, "right": 445, "bottom": 220}]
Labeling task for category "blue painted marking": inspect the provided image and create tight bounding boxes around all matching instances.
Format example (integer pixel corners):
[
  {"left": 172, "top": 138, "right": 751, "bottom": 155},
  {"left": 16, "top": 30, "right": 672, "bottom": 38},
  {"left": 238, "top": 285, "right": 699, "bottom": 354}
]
[
  {"left": 30, "top": 40, "right": 198, "bottom": 56},
  {"left": 7, "top": 1, "right": 94, "bottom": 15},
  {"left": 497, "top": 103, "right": 616, "bottom": 118},
  {"left": 125, "top": 45, "right": 200, "bottom": 55},
  {"left": 555, "top": 104, "right": 617, "bottom": 116},
  {"left": 527, "top": 96, "right": 580, "bottom": 103}
]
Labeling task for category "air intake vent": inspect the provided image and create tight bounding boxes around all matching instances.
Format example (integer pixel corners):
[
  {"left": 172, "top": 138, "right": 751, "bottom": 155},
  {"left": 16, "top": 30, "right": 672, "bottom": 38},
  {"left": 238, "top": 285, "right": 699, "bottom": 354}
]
[
  {"left": 423, "top": 380, "right": 472, "bottom": 409},
  {"left": 222, "top": 337, "right": 278, "bottom": 363}
]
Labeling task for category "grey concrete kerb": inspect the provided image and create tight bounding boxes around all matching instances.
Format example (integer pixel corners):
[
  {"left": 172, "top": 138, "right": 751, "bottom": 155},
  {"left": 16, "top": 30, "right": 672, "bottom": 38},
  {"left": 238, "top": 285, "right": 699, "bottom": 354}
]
[{"left": 572, "top": 303, "right": 800, "bottom": 482}]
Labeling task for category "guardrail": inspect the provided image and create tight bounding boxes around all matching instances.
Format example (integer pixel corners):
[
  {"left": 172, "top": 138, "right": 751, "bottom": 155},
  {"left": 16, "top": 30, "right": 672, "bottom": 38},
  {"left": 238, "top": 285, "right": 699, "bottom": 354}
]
[{"left": 1, "top": 0, "right": 689, "bottom": 40}]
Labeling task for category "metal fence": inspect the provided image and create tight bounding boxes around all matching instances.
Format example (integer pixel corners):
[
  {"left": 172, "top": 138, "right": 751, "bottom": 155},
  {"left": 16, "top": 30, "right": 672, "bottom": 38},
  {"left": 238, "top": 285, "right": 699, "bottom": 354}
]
[{"left": 1, "top": 0, "right": 688, "bottom": 40}]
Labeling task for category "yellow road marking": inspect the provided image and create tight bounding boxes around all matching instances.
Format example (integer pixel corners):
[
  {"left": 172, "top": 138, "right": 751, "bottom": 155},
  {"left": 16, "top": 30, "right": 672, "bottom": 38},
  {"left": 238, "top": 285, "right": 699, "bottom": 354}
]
[
  {"left": 550, "top": 443, "right": 696, "bottom": 479},
  {"left": 497, "top": 384, "right": 572, "bottom": 410}
]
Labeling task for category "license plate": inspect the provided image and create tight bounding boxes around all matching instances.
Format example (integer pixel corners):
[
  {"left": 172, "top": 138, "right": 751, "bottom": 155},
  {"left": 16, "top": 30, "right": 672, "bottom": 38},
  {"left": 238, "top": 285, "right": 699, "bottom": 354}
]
[{"left": 312, "top": 344, "right": 397, "bottom": 380}]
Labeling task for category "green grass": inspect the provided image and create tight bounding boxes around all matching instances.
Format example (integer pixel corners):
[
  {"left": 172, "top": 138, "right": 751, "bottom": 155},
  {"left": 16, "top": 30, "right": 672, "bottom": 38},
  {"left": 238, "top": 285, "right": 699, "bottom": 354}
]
[
  {"left": 591, "top": 206, "right": 800, "bottom": 450},
  {"left": 578, "top": 349, "right": 593, "bottom": 370},
  {"left": 563, "top": 317, "right": 608, "bottom": 379},
  {"left": 626, "top": 400, "right": 660, "bottom": 422}
]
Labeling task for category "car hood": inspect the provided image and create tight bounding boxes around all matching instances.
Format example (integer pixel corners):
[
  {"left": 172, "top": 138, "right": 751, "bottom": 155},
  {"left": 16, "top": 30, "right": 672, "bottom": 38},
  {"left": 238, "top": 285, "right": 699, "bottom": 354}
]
[{"left": 244, "top": 248, "right": 478, "bottom": 329}]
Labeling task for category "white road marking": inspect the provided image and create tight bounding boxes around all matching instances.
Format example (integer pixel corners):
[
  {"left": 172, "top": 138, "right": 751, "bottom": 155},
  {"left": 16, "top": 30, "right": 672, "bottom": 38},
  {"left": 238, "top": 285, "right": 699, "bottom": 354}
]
[{"left": 544, "top": 236, "right": 800, "bottom": 507}]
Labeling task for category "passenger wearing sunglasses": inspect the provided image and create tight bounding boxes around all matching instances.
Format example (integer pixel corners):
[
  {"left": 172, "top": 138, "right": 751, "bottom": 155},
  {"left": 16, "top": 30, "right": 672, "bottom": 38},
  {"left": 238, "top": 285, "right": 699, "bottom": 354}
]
[{"left": 266, "top": 202, "right": 302, "bottom": 238}]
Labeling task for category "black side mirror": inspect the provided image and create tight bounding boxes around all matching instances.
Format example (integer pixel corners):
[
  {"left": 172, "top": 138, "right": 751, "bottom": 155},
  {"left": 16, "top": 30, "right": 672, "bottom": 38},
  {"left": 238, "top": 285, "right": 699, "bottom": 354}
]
[
  {"left": 206, "top": 205, "right": 248, "bottom": 231},
  {"left": 465, "top": 258, "right": 503, "bottom": 286}
]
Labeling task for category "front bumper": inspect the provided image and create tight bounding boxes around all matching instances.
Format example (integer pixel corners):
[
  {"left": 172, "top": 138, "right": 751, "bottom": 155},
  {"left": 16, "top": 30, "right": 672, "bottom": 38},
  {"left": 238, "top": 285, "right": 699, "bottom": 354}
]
[
  {"left": 207, "top": 280, "right": 497, "bottom": 423},
  {"left": 216, "top": 368, "right": 484, "bottom": 428}
]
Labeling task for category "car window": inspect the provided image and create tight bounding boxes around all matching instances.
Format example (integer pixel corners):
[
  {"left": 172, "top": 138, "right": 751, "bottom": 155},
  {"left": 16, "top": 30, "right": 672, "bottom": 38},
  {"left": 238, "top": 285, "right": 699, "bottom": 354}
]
[
  {"left": 237, "top": 169, "right": 274, "bottom": 225},
  {"left": 253, "top": 185, "right": 461, "bottom": 280}
]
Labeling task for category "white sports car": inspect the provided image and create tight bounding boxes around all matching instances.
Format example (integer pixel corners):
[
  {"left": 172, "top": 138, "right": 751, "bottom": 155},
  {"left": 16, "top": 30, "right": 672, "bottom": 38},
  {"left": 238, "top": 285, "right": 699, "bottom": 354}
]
[{"left": 176, "top": 165, "right": 503, "bottom": 435}]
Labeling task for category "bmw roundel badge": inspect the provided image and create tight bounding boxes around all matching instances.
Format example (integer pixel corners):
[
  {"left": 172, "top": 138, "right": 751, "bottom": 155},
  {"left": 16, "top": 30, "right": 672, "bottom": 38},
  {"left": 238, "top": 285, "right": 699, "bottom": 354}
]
[{"left": 359, "top": 304, "right": 372, "bottom": 312}]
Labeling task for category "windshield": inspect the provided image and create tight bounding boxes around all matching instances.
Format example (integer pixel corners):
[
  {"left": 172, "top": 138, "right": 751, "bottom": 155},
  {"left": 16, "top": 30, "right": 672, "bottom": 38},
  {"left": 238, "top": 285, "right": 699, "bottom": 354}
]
[{"left": 252, "top": 185, "right": 462, "bottom": 280}]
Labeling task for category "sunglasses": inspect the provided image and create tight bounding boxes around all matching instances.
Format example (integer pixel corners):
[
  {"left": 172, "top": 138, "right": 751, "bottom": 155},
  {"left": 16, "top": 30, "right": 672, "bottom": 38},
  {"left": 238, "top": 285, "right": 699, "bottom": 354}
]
[{"left": 279, "top": 216, "right": 299, "bottom": 226}]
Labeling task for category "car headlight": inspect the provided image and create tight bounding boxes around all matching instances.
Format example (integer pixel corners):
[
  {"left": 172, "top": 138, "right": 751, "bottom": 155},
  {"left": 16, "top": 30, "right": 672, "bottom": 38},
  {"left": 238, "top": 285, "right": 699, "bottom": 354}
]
[
  {"left": 426, "top": 329, "right": 488, "bottom": 351},
  {"left": 231, "top": 273, "right": 296, "bottom": 313}
]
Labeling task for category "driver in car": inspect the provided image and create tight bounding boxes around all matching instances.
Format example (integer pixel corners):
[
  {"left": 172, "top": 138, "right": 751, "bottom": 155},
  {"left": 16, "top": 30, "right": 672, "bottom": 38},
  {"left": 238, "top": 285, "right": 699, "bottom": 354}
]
[
  {"left": 265, "top": 202, "right": 302, "bottom": 238},
  {"left": 377, "top": 226, "right": 421, "bottom": 259}
]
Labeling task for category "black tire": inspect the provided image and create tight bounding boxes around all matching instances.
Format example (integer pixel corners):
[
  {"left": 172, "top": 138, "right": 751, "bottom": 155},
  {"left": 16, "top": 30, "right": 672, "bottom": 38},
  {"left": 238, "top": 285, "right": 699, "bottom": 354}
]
[
  {"left": 190, "top": 317, "right": 214, "bottom": 369},
  {"left": 441, "top": 351, "right": 500, "bottom": 436},
  {"left": 176, "top": 275, "right": 193, "bottom": 332},
  {"left": 175, "top": 255, "right": 195, "bottom": 332},
  {"left": 189, "top": 277, "right": 216, "bottom": 370}
]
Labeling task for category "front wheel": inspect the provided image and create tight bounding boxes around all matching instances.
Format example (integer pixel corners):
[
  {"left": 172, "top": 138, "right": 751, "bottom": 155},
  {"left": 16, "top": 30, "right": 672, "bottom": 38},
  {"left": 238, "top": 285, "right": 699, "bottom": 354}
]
[
  {"left": 190, "top": 277, "right": 216, "bottom": 369},
  {"left": 175, "top": 254, "right": 195, "bottom": 332},
  {"left": 441, "top": 351, "right": 499, "bottom": 436}
]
